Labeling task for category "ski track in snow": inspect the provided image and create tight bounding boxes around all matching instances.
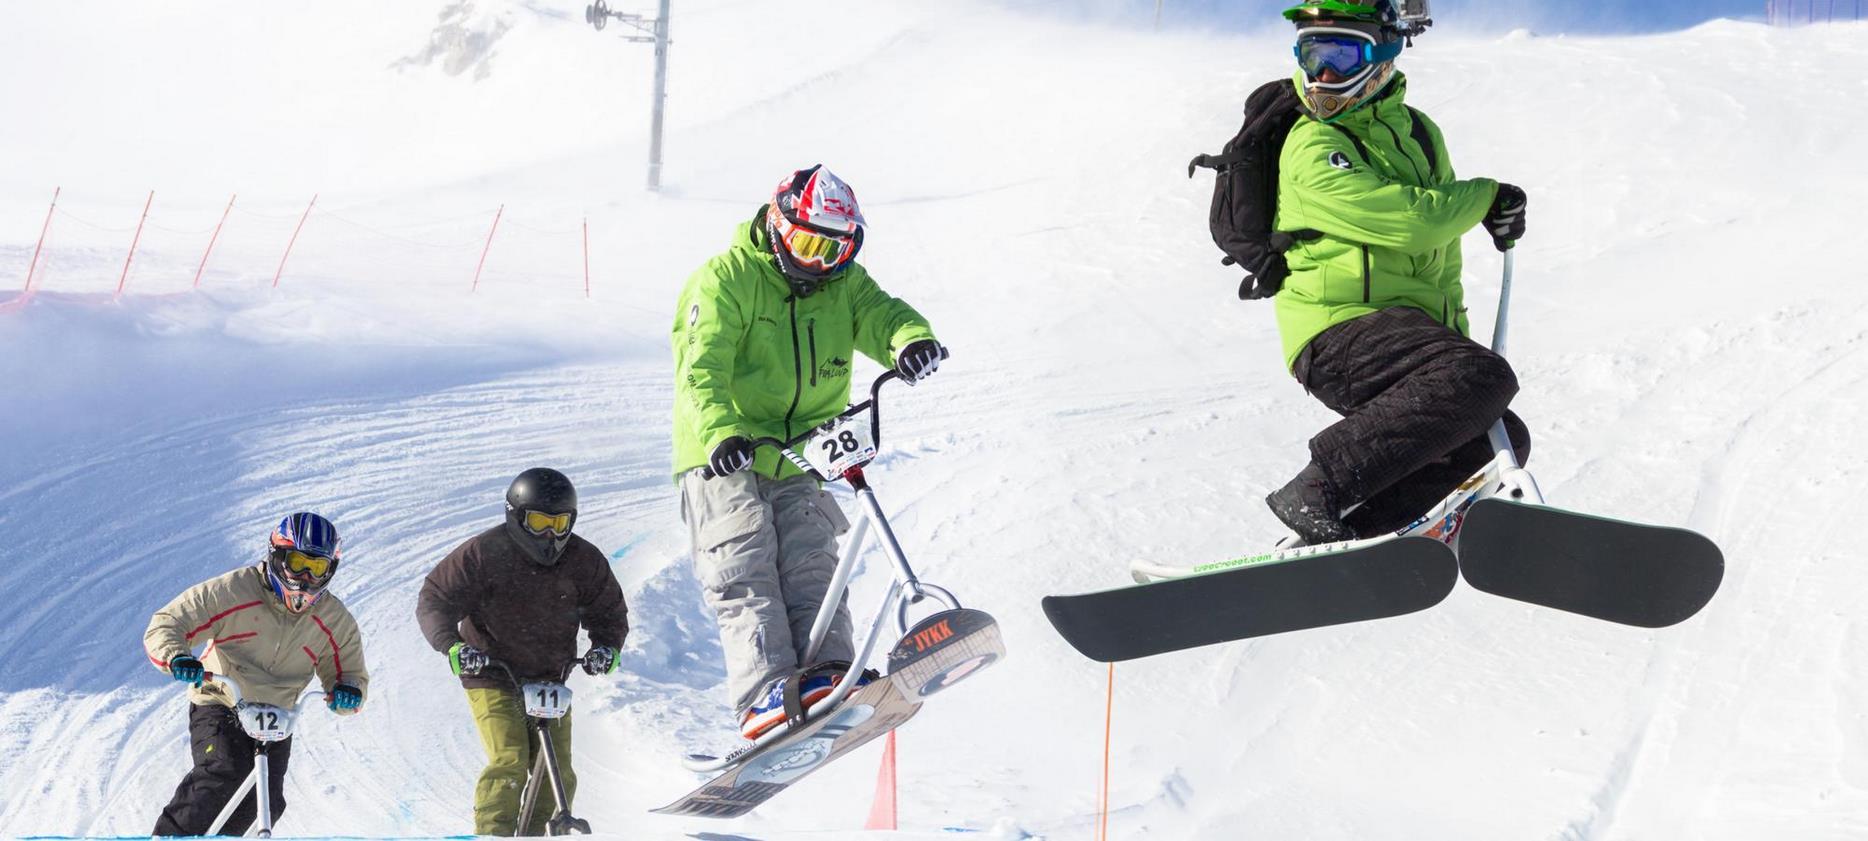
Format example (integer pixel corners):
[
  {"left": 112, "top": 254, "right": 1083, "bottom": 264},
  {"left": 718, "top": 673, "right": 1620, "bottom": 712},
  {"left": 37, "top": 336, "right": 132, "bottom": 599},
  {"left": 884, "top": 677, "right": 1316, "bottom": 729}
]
[{"left": 4, "top": 4, "right": 1868, "bottom": 839}]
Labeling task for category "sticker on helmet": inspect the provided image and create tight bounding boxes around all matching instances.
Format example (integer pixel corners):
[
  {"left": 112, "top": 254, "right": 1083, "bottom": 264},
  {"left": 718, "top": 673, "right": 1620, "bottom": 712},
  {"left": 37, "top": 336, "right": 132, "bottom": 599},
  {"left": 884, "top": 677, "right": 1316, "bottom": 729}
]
[{"left": 1329, "top": 151, "right": 1354, "bottom": 170}]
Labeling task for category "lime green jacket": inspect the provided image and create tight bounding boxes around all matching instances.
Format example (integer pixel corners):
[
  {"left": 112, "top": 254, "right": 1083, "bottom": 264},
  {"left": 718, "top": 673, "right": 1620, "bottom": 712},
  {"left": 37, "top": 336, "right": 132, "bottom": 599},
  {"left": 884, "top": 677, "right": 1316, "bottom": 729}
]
[
  {"left": 1272, "top": 73, "right": 1500, "bottom": 370},
  {"left": 672, "top": 213, "right": 936, "bottom": 479}
]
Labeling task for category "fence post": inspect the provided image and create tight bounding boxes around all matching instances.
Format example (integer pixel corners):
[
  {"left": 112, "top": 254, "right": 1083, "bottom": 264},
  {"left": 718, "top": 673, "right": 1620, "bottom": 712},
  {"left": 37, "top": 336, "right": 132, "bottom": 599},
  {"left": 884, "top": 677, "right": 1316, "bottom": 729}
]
[
  {"left": 272, "top": 194, "right": 318, "bottom": 289},
  {"left": 20, "top": 187, "right": 59, "bottom": 295},
  {"left": 114, "top": 190, "right": 155, "bottom": 300},
  {"left": 471, "top": 204, "right": 504, "bottom": 293},
  {"left": 193, "top": 194, "right": 236, "bottom": 290}
]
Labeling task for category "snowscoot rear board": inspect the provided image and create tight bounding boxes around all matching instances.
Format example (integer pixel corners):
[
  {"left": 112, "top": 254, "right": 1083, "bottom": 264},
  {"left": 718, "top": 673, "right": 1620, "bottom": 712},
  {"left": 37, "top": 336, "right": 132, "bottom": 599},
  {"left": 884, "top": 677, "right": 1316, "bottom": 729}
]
[
  {"left": 1457, "top": 498, "right": 1723, "bottom": 627},
  {"left": 652, "top": 608, "right": 1003, "bottom": 819},
  {"left": 1042, "top": 536, "right": 1458, "bottom": 662}
]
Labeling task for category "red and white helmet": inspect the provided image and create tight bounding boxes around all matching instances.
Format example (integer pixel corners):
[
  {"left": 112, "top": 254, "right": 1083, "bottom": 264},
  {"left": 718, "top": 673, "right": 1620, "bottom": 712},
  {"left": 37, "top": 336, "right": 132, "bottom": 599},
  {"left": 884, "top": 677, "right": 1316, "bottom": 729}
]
[{"left": 766, "top": 165, "right": 866, "bottom": 291}]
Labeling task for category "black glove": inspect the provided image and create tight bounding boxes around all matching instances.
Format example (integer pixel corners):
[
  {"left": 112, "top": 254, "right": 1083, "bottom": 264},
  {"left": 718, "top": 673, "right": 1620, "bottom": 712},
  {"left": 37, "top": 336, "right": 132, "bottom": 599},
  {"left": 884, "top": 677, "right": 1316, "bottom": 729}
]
[
  {"left": 581, "top": 645, "right": 619, "bottom": 676},
  {"left": 708, "top": 436, "right": 755, "bottom": 477},
  {"left": 168, "top": 654, "right": 204, "bottom": 686},
  {"left": 448, "top": 642, "right": 489, "bottom": 677},
  {"left": 895, "top": 340, "right": 944, "bottom": 385},
  {"left": 328, "top": 683, "right": 364, "bottom": 711},
  {"left": 1484, "top": 183, "right": 1527, "bottom": 252}
]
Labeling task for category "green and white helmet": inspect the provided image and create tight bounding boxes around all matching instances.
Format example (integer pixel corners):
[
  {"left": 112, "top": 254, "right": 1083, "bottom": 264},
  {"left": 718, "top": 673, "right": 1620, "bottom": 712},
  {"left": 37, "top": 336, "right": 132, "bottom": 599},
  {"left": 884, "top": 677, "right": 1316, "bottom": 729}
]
[{"left": 1283, "top": 0, "right": 1432, "bottom": 123}]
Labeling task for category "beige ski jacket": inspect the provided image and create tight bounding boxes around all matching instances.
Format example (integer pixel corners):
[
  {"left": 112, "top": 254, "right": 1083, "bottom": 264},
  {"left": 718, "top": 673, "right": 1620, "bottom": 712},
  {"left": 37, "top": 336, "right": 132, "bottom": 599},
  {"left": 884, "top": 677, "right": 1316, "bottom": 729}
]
[{"left": 144, "top": 566, "right": 369, "bottom": 711}]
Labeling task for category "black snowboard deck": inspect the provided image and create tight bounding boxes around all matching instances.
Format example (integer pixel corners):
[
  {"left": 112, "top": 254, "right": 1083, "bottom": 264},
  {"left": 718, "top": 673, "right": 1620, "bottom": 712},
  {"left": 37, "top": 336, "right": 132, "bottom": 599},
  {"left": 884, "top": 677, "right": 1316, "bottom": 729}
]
[
  {"left": 1457, "top": 498, "right": 1723, "bottom": 627},
  {"left": 1042, "top": 536, "right": 1459, "bottom": 662}
]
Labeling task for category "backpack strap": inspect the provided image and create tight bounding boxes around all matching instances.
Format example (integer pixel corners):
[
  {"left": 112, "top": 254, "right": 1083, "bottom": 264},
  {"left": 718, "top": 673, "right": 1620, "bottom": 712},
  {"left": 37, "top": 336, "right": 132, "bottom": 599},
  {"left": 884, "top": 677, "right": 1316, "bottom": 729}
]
[
  {"left": 1324, "top": 122, "right": 1375, "bottom": 167},
  {"left": 1404, "top": 105, "right": 1440, "bottom": 178}
]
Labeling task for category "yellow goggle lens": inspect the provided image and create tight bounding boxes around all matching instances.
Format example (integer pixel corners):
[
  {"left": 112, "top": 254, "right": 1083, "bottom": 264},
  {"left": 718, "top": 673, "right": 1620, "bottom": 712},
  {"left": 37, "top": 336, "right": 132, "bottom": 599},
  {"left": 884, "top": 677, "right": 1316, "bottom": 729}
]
[
  {"left": 283, "top": 550, "right": 332, "bottom": 578},
  {"left": 523, "top": 510, "right": 573, "bottom": 535}
]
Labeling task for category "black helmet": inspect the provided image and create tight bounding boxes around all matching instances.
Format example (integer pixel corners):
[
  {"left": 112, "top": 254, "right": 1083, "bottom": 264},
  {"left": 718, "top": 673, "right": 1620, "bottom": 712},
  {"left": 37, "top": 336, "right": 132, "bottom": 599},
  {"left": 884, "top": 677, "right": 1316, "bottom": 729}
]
[{"left": 503, "top": 467, "right": 578, "bottom": 567}]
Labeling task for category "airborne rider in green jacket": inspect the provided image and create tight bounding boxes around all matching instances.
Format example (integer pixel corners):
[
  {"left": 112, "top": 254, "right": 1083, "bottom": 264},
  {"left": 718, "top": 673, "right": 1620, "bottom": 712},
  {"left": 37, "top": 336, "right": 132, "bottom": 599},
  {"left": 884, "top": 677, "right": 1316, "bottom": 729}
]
[
  {"left": 671, "top": 165, "right": 944, "bottom": 740},
  {"left": 1265, "top": 0, "right": 1533, "bottom": 545}
]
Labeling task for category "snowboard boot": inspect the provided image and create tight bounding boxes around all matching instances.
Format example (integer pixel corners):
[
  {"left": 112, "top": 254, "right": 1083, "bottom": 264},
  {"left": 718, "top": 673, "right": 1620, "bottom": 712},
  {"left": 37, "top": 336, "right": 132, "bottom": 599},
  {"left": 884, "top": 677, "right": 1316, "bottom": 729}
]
[
  {"left": 1267, "top": 463, "right": 1358, "bottom": 546},
  {"left": 738, "top": 665, "right": 876, "bottom": 740}
]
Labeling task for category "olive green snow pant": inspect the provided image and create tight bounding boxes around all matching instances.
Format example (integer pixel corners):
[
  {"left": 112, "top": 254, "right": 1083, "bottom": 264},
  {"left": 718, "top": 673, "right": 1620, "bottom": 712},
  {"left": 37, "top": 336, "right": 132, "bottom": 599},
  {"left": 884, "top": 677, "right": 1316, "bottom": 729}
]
[
  {"left": 680, "top": 469, "right": 855, "bottom": 712},
  {"left": 467, "top": 687, "right": 575, "bottom": 836}
]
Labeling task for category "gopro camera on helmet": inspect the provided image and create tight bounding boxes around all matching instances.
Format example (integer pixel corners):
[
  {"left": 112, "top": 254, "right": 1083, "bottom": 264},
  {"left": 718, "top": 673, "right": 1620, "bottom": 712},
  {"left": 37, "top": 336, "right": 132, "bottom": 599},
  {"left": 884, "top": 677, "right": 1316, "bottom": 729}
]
[{"left": 1394, "top": 0, "right": 1431, "bottom": 22}]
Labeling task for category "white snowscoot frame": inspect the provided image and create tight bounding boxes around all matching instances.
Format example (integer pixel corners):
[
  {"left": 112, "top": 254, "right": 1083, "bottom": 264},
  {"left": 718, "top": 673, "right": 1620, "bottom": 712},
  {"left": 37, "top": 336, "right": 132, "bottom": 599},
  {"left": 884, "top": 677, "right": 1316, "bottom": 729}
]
[
  {"left": 488, "top": 658, "right": 592, "bottom": 836},
  {"left": 1134, "top": 251, "right": 1541, "bottom": 582},
  {"left": 685, "top": 357, "right": 988, "bottom": 773},
  {"left": 199, "top": 674, "right": 329, "bottom": 839}
]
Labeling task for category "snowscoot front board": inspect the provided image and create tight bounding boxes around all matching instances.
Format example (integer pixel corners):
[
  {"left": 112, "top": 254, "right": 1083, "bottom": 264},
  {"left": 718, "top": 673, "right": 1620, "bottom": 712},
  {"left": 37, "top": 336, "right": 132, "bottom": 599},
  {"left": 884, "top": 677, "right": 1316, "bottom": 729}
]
[
  {"left": 652, "top": 608, "right": 1003, "bottom": 818},
  {"left": 1043, "top": 536, "right": 1458, "bottom": 662},
  {"left": 1457, "top": 498, "right": 1723, "bottom": 627}
]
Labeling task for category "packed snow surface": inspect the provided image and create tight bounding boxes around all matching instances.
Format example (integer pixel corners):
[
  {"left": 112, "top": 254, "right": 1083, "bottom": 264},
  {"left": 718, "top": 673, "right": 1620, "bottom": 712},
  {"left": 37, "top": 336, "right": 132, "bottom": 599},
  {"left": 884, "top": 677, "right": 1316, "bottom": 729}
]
[{"left": 3, "top": 2, "right": 1866, "bottom": 839}]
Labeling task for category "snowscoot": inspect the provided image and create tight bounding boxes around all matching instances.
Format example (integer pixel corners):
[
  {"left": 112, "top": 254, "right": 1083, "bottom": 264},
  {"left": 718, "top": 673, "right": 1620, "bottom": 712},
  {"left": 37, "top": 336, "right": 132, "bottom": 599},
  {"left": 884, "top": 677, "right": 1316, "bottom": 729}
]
[
  {"left": 653, "top": 361, "right": 1006, "bottom": 819},
  {"left": 1045, "top": 251, "right": 1726, "bottom": 662},
  {"left": 199, "top": 674, "right": 330, "bottom": 838},
  {"left": 486, "top": 658, "right": 592, "bottom": 836}
]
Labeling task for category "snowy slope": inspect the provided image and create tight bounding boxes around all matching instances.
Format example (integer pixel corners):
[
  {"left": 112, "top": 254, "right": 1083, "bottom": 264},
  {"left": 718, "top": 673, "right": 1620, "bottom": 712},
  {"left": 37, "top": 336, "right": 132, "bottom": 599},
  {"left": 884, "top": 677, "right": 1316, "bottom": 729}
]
[{"left": 3, "top": 2, "right": 1867, "bottom": 838}]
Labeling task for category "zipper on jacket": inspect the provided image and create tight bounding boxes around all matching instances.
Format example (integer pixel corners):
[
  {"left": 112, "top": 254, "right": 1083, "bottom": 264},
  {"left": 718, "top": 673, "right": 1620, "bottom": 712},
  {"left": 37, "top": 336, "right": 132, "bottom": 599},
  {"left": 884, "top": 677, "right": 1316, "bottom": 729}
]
[
  {"left": 1361, "top": 245, "right": 1373, "bottom": 302},
  {"left": 783, "top": 297, "right": 803, "bottom": 441},
  {"left": 808, "top": 320, "right": 819, "bottom": 387}
]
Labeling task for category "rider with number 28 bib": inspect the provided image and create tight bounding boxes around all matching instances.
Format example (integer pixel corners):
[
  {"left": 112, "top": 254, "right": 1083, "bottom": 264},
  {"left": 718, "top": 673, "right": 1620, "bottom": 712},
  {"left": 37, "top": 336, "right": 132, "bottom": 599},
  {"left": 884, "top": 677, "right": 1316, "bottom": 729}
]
[{"left": 671, "top": 165, "right": 944, "bottom": 741}]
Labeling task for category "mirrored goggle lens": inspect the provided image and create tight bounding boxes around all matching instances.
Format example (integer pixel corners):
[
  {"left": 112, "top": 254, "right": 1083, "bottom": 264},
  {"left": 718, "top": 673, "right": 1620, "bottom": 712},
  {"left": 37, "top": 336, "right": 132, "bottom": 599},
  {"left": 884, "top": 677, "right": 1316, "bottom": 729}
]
[
  {"left": 784, "top": 228, "right": 855, "bottom": 271},
  {"left": 523, "top": 510, "right": 572, "bottom": 535},
  {"left": 282, "top": 550, "right": 332, "bottom": 579},
  {"left": 1296, "top": 36, "right": 1372, "bottom": 78}
]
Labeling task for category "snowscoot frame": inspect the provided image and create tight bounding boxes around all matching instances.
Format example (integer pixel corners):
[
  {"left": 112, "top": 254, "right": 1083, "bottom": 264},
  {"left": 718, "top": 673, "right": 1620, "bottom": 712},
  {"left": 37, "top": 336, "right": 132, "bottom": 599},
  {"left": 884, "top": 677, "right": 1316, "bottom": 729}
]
[
  {"left": 685, "top": 361, "right": 970, "bottom": 774},
  {"left": 1133, "top": 251, "right": 1542, "bottom": 582},
  {"left": 488, "top": 659, "right": 592, "bottom": 836},
  {"left": 200, "top": 674, "right": 329, "bottom": 839}
]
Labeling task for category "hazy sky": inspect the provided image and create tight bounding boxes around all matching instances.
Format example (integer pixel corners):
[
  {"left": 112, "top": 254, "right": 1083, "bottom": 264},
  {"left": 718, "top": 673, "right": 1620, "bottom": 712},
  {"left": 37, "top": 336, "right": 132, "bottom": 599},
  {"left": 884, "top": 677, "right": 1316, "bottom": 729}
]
[{"left": 1002, "top": 0, "right": 1852, "bottom": 33}]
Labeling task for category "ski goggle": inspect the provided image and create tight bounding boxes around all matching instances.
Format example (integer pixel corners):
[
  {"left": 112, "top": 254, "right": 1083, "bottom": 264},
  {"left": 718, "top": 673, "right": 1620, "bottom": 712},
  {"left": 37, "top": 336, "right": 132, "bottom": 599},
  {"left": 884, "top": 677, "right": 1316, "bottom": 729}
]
[
  {"left": 1295, "top": 31, "right": 1402, "bottom": 81},
  {"left": 521, "top": 509, "right": 573, "bottom": 536},
  {"left": 778, "top": 224, "right": 859, "bottom": 273},
  {"left": 280, "top": 549, "right": 333, "bottom": 579}
]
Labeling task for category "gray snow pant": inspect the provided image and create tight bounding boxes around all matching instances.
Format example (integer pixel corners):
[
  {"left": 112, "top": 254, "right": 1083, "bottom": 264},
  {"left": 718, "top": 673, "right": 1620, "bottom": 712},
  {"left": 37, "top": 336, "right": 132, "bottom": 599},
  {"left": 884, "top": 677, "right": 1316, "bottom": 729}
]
[
  {"left": 680, "top": 469, "right": 855, "bottom": 712},
  {"left": 1293, "top": 306, "right": 1532, "bottom": 537}
]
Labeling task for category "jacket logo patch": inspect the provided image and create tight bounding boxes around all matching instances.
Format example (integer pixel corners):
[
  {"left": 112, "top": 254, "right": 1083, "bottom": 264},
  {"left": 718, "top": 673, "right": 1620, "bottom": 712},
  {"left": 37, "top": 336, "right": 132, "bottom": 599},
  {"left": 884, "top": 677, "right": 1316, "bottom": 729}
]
[
  {"left": 1328, "top": 151, "right": 1353, "bottom": 171},
  {"left": 688, "top": 303, "right": 700, "bottom": 327},
  {"left": 818, "top": 356, "right": 851, "bottom": 381}
]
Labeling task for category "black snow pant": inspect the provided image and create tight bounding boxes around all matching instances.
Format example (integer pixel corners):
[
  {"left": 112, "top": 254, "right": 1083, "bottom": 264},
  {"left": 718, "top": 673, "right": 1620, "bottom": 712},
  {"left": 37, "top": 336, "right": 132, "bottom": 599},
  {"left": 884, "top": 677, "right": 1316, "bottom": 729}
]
[
  {"left": 152, "top": 702, "right": 292, "bottom": 836},
  {"left": 1292, "top": 306, "right": 1532, "bottom": 537}
]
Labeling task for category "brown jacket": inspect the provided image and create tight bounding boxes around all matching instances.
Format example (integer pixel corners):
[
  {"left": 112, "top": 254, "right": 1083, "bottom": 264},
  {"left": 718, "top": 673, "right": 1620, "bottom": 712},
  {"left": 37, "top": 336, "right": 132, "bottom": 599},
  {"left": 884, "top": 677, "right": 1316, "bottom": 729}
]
[
  {"left": 144, "top": 566, "right": 369, "bottom": 711},
  {"left": 416, "top": 525, "right": 629, "bottom": 689}
]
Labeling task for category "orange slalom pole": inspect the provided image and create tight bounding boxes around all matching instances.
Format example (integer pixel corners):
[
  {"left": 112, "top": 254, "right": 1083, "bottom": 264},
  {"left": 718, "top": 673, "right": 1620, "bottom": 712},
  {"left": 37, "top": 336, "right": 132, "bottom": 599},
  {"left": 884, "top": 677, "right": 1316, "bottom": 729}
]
[
  {"left": 21, "top": 186, "right": 59, "bottom": 294},
  {"left": 114, "top": 190, "right": 155, "bottom": 299},
  {"left": 193, "top": 193, "right": 236, "bottom": 289},
  {"left": 272, "top": 194, "right": 317, "bottom": 289},
  {"left": 1098, "top": 662, "right": 1114, "bottom": 841},
  {"left": 470, "top": 204, "right": 504, "bottom": 293}
]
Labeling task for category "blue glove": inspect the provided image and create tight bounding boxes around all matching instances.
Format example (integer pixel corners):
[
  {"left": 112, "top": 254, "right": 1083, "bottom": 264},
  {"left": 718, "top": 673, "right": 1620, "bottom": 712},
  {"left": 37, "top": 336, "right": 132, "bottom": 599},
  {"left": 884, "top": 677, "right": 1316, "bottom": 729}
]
[
  {"left": 328, "top": 683, "right": 363, "bottom": 711},
  {"left": 168, "top": 655, "right": 204, "bottom": 686},
  {"left": 448, "top": 641, "right": 489, "bottom": 677},
  {"left": 581, "top": 645, "right": 620, "bottom": 676}
]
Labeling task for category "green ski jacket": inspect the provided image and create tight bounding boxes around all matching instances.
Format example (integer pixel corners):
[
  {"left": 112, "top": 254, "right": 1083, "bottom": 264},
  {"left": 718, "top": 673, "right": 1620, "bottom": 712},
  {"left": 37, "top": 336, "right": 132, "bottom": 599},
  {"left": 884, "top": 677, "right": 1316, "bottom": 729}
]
[
  {"left": 672, "top": 211, "right": 936, "bottom": 479},
  {"left": 1272, "top": 73, "right": 1500, "bottom": 370}
]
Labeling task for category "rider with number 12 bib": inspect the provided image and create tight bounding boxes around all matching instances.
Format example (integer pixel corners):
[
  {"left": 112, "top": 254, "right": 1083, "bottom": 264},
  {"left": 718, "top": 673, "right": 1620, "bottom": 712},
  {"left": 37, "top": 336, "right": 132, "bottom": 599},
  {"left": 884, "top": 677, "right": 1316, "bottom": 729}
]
[
  {"left": 671, "top": 165, "right": 945, "bottom": 741},
  {"left": 144, "top": 512, "right": 369, "bottom": 837}
]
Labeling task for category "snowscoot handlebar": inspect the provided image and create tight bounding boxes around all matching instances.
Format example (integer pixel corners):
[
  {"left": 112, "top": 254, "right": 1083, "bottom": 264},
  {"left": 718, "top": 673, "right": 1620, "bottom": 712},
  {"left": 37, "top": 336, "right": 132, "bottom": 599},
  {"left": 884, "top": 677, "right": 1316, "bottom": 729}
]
[
  {"left": 200, "top": 671, "right": 331, "bottom": 716},
  {"left": 484, "top": 658, "right": 582, "bottom": 688},
  {"left": 699, "top": 350, "right": 949, "bottom": 481}
]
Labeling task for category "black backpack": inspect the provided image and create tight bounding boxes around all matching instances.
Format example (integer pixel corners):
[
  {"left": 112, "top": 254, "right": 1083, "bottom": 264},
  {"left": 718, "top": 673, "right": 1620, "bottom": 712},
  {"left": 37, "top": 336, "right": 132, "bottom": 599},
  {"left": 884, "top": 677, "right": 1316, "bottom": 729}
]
[{"left": 1189, "top": 78, "right": 1438, "bottom": 300}]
